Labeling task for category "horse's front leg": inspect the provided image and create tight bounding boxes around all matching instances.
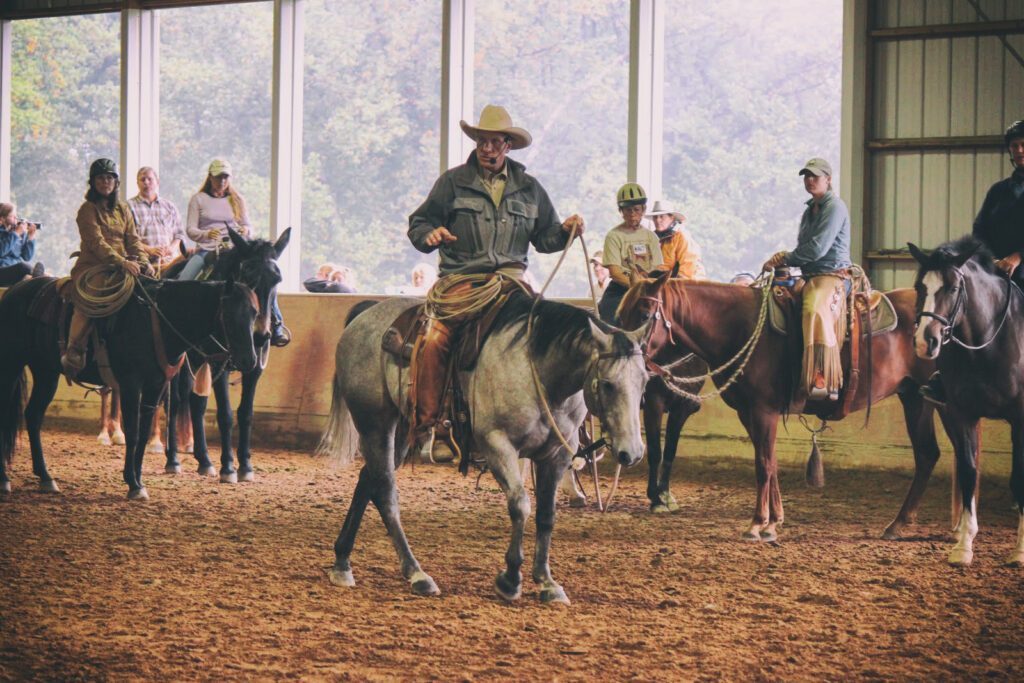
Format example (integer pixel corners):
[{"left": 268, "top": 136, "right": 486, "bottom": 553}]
[
  {"left": 235, "top": 368, "right": 262, "bottom": 481},
  {"left": 532, "top": 455, "right": 571, "bottom": 604},
  {"left": 164, "top": 372, "right": 184, "bottom": 474},
  {"left": 883, "top": 385, "right": 942, "bottom": 539},
  {"left": 643, "top": 389, "right": 668, "bottom": 512},
  {"left": 484, "top": 433, "right": 530, "bottom": 602},
  {"left": 939, "top": 409, "right": 980, "bottom": 566},
  {"left": 211, "top": 366, "right": 237, "bottom": 483},
  {"left": 25, "top": 366, "right": 60, "bottom": 493},
  {"left": 740, "top": 407, "right": 781, "bottom": 542},
  {"left": 189, "top": 377, "right": 216, "bottom": 477},
  {"left": 118, "top": 378, "right": 146, "bottom": 499},
  {"left": 660, "top": 395, "right": 700, "bottom": 513},
  {"left": 132, "top": 382, "right": 165, "bottom": 492}
]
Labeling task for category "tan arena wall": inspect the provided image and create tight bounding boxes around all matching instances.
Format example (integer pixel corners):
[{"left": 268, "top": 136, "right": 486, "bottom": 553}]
[{"left": 37, "top": 292, "right": 1012, "bottom": 476}]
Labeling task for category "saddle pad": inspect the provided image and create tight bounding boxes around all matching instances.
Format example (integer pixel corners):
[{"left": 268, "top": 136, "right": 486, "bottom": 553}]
[{"left": 767, "top": 287, "right": 897, "bottom": 337}]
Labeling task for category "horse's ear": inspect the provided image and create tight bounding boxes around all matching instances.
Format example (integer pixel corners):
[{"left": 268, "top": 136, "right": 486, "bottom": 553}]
[
  {"left": 907, "top": 242, "right": 929, "bottom": 266},
  {"left": 624, "top": 318, "right": 652, "bottom": 346},
  {"left": 587, "top": 318, "right": 613, "bottom": 351},
  {"left": 274, "top": 227, "right": 292, "bottom": 258},
  {"left": 628, "top": 267, "right": 643, "bottom": 288},
  {"left": 670, "top": 261, "right": 680, "bottom": 279},
  {"left": 228, "top": 226, "right": 248, "bottom": 251},
  {"left": 225, "top": 269, "right": 236, "bottom": 288}
]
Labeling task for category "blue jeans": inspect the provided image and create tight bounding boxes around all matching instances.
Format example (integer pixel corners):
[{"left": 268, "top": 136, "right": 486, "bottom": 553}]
[{"left": 177, "top": 250, "right": 211, "bottom": 281}]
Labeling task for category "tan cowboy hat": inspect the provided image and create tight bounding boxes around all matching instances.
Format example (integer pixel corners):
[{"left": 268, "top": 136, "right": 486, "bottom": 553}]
[
  {"left": 646, "top": 199, "right": 685, "bottom": 223},
  {"left": 459, "top": 105, "right": 532, "bottom": 150}
]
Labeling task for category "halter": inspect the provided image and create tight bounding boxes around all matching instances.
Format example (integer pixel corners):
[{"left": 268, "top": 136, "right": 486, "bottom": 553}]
[{"left": 915, "top": 266, "right": 1018, "bottom": 351}]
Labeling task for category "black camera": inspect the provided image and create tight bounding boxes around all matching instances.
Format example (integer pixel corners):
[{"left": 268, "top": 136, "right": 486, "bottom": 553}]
[{"left": 17, "top": 219, "right": 41, "bottom": 230}]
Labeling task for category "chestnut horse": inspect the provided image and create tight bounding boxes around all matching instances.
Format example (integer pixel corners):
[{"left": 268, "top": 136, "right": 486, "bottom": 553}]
[{"left": 618, "top": 270, "right": 949, "bottom": 541}]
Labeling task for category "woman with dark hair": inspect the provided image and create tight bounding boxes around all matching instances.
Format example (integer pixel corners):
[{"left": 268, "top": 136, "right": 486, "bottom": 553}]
[{"left": 61, "top": 158, "right": 152, "bottom": 377}]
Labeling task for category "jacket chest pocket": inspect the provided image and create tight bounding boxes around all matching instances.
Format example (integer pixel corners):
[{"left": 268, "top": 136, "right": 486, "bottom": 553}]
[
  {"left": 502, "top": 199, "right": 538, "bottom": 256},
  {"left": 450, "top": 196, "right": 487, "bottom": 253}
]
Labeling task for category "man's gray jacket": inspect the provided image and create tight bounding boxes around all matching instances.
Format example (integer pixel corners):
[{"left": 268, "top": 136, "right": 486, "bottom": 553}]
[{"left": 408, "top": 152, "right": 568, "bottom": 275}]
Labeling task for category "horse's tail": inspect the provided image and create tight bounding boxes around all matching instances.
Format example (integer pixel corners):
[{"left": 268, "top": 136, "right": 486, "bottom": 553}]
[
  {"left": 0, "top": 368, "right": 27, "bottom": 470},
  {"left": 316, "top": 371, "right": 358, "bottom": 466}
]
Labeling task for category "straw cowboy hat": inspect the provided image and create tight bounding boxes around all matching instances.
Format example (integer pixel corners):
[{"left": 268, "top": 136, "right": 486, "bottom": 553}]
[
  {"left": 646, "top": 199, "right": 685, "bottom": 223},
  {"left": 460, "top": 105, "right": 532, "bottom": 150}
]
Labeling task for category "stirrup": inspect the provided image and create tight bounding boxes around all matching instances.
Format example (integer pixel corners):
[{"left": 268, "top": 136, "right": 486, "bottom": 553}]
[{"left": 418, "top": 426, "right": 456, "bottom": 464}]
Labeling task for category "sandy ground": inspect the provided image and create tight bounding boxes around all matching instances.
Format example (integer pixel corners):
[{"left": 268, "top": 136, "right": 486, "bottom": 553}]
[{"left": 1, "top": 428, "right": 1022, "bottom": 681}]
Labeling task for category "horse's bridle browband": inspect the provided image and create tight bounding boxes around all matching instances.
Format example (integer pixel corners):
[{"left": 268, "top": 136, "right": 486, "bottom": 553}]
[{"left": 915, "top": 267, "right": 1021, "bottom": 351}]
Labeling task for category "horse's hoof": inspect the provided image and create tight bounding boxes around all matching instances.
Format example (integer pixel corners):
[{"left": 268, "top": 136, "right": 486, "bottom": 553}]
[
  {"left": 220, "top": 471, "right": 238, "bottom": 484},
  {"left": 165, "top": 463, "right": 182, "bottom": 475},
  {"left": 327, "top": 567, "right": 355, "bottom": 587},
  {"left": 568, "top": 496, "right": 586, "bottom": 509},
  {"left": 651, "top": 503, "right": 672, "bottom": 514},
  {"left": 539, "top": 585, "right": 570, "bottom": 605},
  {"left": 495, "top": 571, "right": 522, "bottom": 602},
  {"left": 948, "top": 548, "right": 973, "bottom": 566},
  {"left": 410, "top": 570, "right": 440, "bottom": 597},
  {"left": 39, "top": 479, "right": 60, "bottom": 494},
  {"left": 198, "top": 465, "right": 217, "bottom": 477},
  {"left": 127, "top": 487, "right": 149, "bottom": 501},
  {"left": 146, "top": 440, "right": 165, "bottom": 454},
  {"left": 238, "top": 469, "right": 255, "bottom": 483},
  {"left": 741, "top": 525, "right": 762, "bottom": 542},
  {"left": 881, "top": 523, "right": 903, "bottom": 541},
  {"left": 759, "top": 528, "right": 778, "bottom": 543},
  {"left": 97, "top": 432, "right": 112, "bottom": 446},
  {"left": 112, "top": 430, "right": 126, "bottom": 446},
  {"left": 660, "top": 492, "right": 680, "bottom": 512},
  {"left": 1004, "top": 551, "right": 1024, "bottom": 567}
]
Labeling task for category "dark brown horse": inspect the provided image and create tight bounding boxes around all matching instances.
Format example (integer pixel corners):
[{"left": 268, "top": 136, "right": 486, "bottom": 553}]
[
  {"left": 910, "top": 237, "right": 1024, "bottom": 566},
  {"left": 618, "top": 271, "right": 948, "bottom": 541}
]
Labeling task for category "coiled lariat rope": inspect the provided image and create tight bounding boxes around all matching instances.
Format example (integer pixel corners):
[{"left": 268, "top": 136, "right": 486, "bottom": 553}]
[
  {"left": 653, "top": 270, "right": 773, "bottom": 403},
  {"left": 71, "top": 264, "right": 137, "bottom": 317}
]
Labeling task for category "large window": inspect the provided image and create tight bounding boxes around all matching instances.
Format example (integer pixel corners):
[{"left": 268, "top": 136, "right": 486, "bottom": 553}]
[
  {"left": 476, "top": 0, "right": 630, "bottom": 297},
  {"left": 662, "top": 1, "right": 843, "bottom": 281},
  {"left": 302, "top": 0, "right": 440, "bottom": 294},
  {"left": 10, "top": 14, "right": 121, "bottom": 276},
  {"left": 158, "top": 2, "right": 273, "bottom": 243}
]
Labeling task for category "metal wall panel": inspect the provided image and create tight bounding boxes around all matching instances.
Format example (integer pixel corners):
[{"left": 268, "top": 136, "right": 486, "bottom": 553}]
[{"left": 864, "top": 0, "right": 1024, "bottom": 287}]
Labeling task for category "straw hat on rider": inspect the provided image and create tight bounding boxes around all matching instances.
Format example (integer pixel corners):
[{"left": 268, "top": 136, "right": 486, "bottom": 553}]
[
  {"left": 646, "top": 199, "right": 685, "bottom": 223},
  {"left": 459, "top": 105, "right": 532, "bottom": 150}
]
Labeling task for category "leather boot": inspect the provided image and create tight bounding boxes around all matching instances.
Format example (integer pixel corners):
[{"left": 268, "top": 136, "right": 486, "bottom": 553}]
[
  {"left": 412, "top": 318, "right": 456, "bottom": 462},
  {"left": 61, "top": 311, "right": 91, "bottom": 380}
]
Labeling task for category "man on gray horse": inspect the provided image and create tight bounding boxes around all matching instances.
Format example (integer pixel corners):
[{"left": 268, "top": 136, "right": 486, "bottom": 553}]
[{"left": 407, "top": 104, "right": 584, "bottom": 462}]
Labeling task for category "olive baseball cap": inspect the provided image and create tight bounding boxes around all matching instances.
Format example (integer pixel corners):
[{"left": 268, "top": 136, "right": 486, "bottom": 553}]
[{"left": 799, "top": 158, "right": 833, "bottom": 177}]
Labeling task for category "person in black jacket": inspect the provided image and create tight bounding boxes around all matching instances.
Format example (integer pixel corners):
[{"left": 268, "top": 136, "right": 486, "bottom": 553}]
[{"left": 921, "top": 120, "right": 1024, "bottom": 406}]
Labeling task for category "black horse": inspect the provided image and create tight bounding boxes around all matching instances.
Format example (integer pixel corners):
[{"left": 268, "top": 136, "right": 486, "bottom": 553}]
[
  {"left": 0, "top": 275, "right": 259, "bottom": 499},
  {"left": 910, "top": 236, "right": 1024, "bottom": 566},
  {"left": 164, "top": 227, "right": 290, "bottom": 482}
]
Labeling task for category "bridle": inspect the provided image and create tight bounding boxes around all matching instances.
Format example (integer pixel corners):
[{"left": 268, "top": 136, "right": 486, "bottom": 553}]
[
  {"left": 138, "top": 280, "right": 255, "bottom": 368},
  {"left": 915, "top": 266, "right": 1018, "bottom": 351}
]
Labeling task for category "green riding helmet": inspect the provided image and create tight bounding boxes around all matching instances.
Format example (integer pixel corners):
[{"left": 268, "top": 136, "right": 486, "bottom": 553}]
[
  {"left": 89, "top": 158, "right": 119, "bottom": 179},
  {"left": 616, "top": 182, "right": 647, "bottom": 208}
]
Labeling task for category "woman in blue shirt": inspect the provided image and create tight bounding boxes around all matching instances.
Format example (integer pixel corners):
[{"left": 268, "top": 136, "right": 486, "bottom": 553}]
[{"left": 763, "top": 158, "right": 852, "bottom": 402}]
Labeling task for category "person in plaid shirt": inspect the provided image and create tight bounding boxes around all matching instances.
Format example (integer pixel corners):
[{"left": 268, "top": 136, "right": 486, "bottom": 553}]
[{"left": 128, "top": 167, "right": 188, "bottom": 271}]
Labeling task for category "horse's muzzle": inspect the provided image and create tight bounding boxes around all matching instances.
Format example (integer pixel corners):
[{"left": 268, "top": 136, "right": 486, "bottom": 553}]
[{"left": 617, "top": 449, "right": 643, "bottom": 467}]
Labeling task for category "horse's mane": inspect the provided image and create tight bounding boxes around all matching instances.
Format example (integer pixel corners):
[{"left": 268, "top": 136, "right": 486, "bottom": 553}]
[
  {"left": 925, "top": 235, "right": 998, "bottom": 275},
  {"left": 490, "top": 290, "right": 634, "bottom": 359}
]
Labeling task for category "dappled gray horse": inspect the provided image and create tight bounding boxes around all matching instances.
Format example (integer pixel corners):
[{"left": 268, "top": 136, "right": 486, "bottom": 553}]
[{"left": 317, "top": 293, "right": 650, "bottom": 603}]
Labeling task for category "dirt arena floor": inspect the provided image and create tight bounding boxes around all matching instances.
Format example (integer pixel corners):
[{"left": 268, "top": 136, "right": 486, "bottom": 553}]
[{"left": 1, "top": 428, "right": 1022, "bottom": 681}]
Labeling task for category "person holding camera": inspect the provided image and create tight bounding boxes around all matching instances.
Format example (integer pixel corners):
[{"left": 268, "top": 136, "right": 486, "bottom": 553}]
[{"left": 0, "top": 202, "right": 44, "bottom": 286}]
